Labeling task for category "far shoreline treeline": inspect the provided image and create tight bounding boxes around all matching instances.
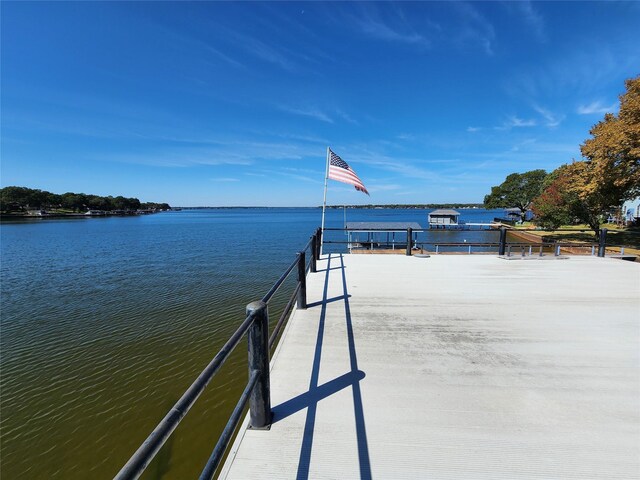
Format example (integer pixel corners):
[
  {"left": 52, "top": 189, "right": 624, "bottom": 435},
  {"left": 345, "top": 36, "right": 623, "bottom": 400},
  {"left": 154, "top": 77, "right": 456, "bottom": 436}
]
[
  {"left": 0, "top": 186, "right": 171, "bottom": 215},
  {"left": 325, "top": 203, "right": 484, "bottom": 209},
  {"left": 178, "top": 204, "right": 484, "bottom": 209}
]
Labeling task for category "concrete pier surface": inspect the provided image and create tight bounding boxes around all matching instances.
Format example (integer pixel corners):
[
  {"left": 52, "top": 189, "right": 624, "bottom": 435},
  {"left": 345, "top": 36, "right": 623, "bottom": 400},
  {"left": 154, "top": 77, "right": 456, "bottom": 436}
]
[{"left": 221, "top": 255, "right": 640, "bottom": 479}]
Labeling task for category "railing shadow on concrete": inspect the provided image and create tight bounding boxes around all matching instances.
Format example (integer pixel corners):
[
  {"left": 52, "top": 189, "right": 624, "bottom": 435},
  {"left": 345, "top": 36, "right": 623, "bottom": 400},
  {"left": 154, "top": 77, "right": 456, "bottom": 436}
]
[{"left": 282, "top": 253, "right": 371, "bottom": 480}]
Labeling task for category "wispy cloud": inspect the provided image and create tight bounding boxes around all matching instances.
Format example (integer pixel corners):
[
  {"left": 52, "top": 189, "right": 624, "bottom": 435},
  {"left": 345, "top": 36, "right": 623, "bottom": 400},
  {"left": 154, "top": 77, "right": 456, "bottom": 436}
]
[
  {"left": 367, "top": 183, "right": 402, "bottom": 193},
  {"left": 89, "top": 136, "right": 325, "bottom": 168},
  {"left": 346, "top": 3, "right": 433, "bottom": 49},
  {"left": 338, "top": 148, "right": 444, "bottom": 183},
  {"left": 280, "top": 172, "right": 323, "bottom": 184},
  {"left": 505, "top": 44, "right": 640, "bottom": 99},
  {"left": 254, "top": 167, "right": 324, "bottom": 184},
  {"left": 354, "top": 16, "right": 430, "bottom": 48},
  {"left": 335, "top": 109, "right": 359, "bottom": 125},
  {"left": 498, "top": 116, "right": 537, "bottom": 129},
  {"left": 533, "top": 105, "right": 564, "bottom": 127},
  {"left": 277, "top": 104, "right": 359, "bottom": 125},
  {"left": 467, "top": 127, "right": 481, "bottom": 133},
  {"left": 396, "top": 133, "right": 416, "bottom": 140},
  {"left": 278, "top": 105, "right": 334, "bottom": 123},
  {"left": 148, "top": 23, "right": 245, "bottom": 70},
  {"left": 212, "top": 177, "right": 240, "bottom": 182},
  {"left": 577, "top": 101, "right": 617, "bottom": 115},
  {"left": 451, "top": 2, "right": 496, "bottom": 55},
  {"left": 509, "top": 1, "right": 546, "bottom": 42}
]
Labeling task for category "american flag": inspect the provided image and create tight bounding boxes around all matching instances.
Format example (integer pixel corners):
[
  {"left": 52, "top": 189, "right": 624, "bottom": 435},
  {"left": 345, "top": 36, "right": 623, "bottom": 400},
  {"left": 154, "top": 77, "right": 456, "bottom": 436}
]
[{"left": 328, "top": 149, "right": 369, "bottom": 195}]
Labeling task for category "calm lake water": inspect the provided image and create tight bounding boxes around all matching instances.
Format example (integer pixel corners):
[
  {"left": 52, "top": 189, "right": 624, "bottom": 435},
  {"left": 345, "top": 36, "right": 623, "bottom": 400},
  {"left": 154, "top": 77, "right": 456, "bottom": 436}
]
[{"left": 0, "top": 208, "right": 502, "bottom": 479}]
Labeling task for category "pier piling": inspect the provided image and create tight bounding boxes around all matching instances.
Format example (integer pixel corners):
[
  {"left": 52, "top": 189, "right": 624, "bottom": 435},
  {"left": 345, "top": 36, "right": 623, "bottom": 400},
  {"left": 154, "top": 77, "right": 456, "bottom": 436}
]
[
  {"left": 297, "top": 252, "right": 307, "bottom": 309},
  {"left": 246, "top": 301, "right": 271, "bottom": 429}
]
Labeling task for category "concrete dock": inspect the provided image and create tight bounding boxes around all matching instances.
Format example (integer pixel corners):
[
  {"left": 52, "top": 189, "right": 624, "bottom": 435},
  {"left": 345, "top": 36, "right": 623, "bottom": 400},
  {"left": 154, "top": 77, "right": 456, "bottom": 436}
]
[{"left": 221, "top": 254, "right": 640, "bottom": 479}]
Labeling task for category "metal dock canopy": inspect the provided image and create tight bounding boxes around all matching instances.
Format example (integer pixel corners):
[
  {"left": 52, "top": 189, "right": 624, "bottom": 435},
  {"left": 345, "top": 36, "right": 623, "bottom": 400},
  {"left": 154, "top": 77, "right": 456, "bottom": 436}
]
[
  {"left": 428, "top": 209, "right": 460, "bottom": 227},
  {"left": 344, "top": 221, "right": 422, "bottom": 231},
  {"left": 221, "top": 254, "right": 639, "bottom": 479}
]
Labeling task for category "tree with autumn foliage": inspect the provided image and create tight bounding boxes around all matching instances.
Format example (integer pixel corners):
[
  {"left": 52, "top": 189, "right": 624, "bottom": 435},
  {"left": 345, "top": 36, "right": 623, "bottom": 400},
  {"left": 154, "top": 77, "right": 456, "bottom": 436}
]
[
  {"left": 532, "top": 162, "right": 607, "bottom": 234},
  {"left": 532, "top": 76, "right": 640, "bottom": 236},
  {"left": 531, "top": 168, "right": 574, "bottom": 230},
  {"left": 580, "top": 76, "right": 640, "bottom": 202}
]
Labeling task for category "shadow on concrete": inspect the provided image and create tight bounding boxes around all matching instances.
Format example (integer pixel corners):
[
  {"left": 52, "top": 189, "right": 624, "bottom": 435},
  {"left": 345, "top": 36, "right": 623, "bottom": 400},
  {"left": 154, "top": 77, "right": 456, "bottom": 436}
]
[
  {"left": 272, "top": 253, "right": 372, "bottom": 480},
  {"left": 306, "top": 294, "right": 351, "bottom": 309}
]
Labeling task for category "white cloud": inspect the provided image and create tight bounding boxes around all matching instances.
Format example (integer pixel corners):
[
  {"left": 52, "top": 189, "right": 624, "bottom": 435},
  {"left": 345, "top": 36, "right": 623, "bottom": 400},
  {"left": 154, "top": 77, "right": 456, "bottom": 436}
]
[
  {"left": 396, "top": 133, "right": 416, "bottom": 140},
  {"left": 509, "top": 1, "right": 546, "bottom": 42},
  {"left": 355, "top": 16, "right": 430, "bottom": 48},
  {"left": 278, "top": 105, "right": 334, "bottom": 123},
  {"left": 498, "top": 116, "right": 537, "bottom": 129},
  {"left": 451, "top": 2, "right": 496, "bottom": 56},
  {"left": 335, "top": 109, "right": 358, "bottom": 125},
  {"left": 349, "top": 4, "right": 432, "bottom": 49},
  {"left": 533, "top": 105, "right": 564, "bottom": 127},
  {"left": 368, "top": 184, "right": 402, "bottom": 192},
  {"left": 577, "top": 101, "right": 618, "bottom": 115},
  {"left": 467, "top": 127, "right": 481, "bottom": 132}
]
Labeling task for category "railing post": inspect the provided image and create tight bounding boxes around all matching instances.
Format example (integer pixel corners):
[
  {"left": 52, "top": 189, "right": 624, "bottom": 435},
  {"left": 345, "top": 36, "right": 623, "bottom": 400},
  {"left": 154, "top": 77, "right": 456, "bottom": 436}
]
[
  {"left": 555, "top": 244, "right": 560, "bottom": 256},
  {"left": 406, "top": 227, "right": 413, "bottom": 256},
  {"left": 598, "top": 228, "right": 607, "bottom": 257},
  {"left": 498, "top": 227, "right": 507, "bottom": 256},
  {"left": 315, "top": 228, "right": 322, "bottom": 259},
  {"left": 246, "top": 301, "right": 271, "bottom": 429},
  {"left": 310, "top": 235, "right": 317, "bottom": 273},
  {"left": 297, "top": 251, "right": 307, "bottom": 309}
]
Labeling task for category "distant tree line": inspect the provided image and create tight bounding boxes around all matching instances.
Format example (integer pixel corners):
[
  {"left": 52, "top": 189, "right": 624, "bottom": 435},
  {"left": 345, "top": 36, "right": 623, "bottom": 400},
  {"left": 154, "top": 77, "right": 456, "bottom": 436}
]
[
  {"left": 0, "top": 186, "right": 170, "bottom": 213},
  {"left": 327, "top": 203, "right": 484, "bottom": 209},
  {"left": 484, "top": 75, "right": 639, "bottom": 237}
]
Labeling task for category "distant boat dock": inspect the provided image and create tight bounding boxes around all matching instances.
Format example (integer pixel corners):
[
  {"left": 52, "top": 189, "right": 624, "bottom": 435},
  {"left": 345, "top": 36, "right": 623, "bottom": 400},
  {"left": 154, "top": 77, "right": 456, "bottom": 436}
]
[{"left": 116, "top": 228, "right": 640, "bottom": 479}]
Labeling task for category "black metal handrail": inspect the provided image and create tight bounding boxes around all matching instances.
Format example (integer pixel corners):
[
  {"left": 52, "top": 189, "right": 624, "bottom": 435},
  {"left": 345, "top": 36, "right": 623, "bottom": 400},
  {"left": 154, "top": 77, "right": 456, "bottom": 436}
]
[
  {"left": 322, "top": 227, "right": 635, "bottom": 258},
  {"left": 115, "top": 227, "right": 322, "bottom": 480}
]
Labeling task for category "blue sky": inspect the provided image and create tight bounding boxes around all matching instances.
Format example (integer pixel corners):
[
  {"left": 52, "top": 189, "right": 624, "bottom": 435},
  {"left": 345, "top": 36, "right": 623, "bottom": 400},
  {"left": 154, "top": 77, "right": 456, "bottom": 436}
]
[{"left": 2, "top": 2, "right": 639, "bottom": 207}]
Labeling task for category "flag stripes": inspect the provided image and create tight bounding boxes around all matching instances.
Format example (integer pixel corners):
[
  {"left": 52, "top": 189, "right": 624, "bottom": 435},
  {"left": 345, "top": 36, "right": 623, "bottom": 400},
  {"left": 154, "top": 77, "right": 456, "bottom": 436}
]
[{"left": 328, "top": 149, "right": 369, "bottom": 195}]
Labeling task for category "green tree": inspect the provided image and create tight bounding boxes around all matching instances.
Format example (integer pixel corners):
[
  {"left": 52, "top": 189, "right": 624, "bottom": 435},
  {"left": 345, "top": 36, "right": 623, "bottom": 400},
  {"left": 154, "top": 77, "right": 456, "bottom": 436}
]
[
  {"left": 483, "top": 169, "right": 547, "bottom": 219},
  {"left": 1, "top": 186, "right": 31, "bottom": 211},
  {"left": 61, "top": 192, "right": 87, "bottom": 212},
  {"left": 0, "top": 186, "right": 54, "bottom": 210}
]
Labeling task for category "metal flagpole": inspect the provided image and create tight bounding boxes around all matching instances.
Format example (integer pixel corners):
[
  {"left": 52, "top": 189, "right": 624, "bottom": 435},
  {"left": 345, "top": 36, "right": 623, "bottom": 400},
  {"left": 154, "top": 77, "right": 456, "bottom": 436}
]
[{"left": 320, "top": 146, "right": 330, "bottom": 256}]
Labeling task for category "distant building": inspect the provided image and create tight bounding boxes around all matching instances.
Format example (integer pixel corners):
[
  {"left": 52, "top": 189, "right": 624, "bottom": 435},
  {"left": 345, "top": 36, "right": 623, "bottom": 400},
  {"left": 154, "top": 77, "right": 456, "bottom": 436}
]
[
  {"left": 623, "top": 197, "right": 640, "bottom": 224},
  {"left": 504, "top": 208, "right": 524, "bottom": 221},
  {"left": 504, "top": 207, "right": 534, "bottom": 222},
  {"left": 428, "top": 209, "right": 460, "bottom": 228}
]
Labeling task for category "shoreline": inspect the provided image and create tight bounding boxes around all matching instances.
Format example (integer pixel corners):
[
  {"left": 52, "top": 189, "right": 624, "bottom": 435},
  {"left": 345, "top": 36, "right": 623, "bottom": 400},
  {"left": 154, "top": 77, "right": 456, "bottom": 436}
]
[{"left": 0, "top": 211, "right": 164, "bottom": 221}]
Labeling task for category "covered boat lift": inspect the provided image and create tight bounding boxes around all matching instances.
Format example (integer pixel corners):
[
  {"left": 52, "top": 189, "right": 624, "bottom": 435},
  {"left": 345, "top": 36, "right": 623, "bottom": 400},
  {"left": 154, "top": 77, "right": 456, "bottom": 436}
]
[
  {"left": 345, "top": 222, "right": 422, "bottom": 253},
  {"left": 428, "top": 209, "right": 460, "bottom": 228}
]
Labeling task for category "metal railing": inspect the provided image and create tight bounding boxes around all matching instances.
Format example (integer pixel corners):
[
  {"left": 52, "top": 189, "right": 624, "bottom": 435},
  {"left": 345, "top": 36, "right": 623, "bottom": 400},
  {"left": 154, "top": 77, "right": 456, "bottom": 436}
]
[
  {"left": 115, "top": 228, "right": 322, "bottom": 480},
  {"left": 323, "top": 227, "right": 636, "bottom": 258}
]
